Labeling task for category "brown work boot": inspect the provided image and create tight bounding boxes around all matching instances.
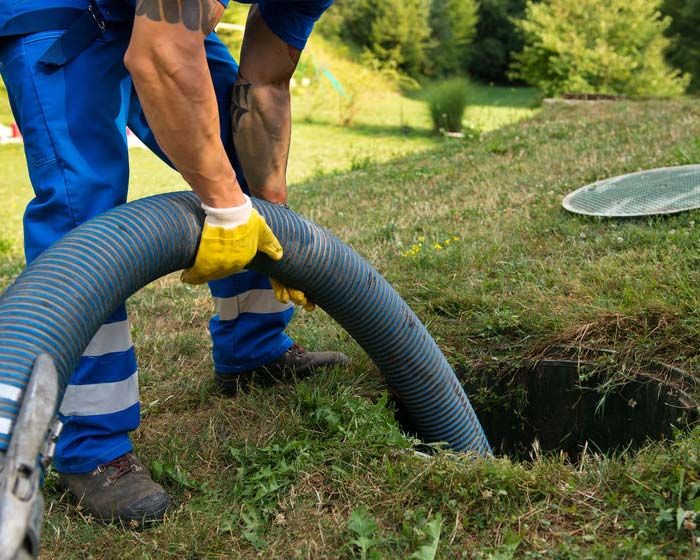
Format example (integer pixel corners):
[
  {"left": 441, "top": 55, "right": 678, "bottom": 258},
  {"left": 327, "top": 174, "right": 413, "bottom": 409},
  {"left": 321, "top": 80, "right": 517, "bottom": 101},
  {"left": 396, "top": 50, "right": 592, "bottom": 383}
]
[
  {"left": 217, "top": 343, "right": 350, "bottom": 395},
  {"left": 58, "top": 452, "right": 171, "bottom": 525}
]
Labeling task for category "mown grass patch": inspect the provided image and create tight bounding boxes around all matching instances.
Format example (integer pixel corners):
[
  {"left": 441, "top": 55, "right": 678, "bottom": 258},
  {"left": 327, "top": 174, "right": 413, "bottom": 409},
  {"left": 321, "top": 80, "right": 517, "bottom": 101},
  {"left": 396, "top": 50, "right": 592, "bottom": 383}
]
[
  {"left": 3, "top": 63, "right": 700, "bottom": 555},
  {"left": 0, "top": 73, "right": 537, "bottom": 249},
  {"left": 15, "top": 98, "right": 697, "bottom": 557}
]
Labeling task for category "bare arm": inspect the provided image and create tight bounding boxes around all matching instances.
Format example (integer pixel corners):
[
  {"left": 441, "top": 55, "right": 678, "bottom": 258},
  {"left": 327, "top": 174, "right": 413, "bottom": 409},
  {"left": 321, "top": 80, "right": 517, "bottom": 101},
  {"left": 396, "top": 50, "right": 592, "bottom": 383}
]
[
  {"left": 125, "top": 0, "right": 245, "bottom": 208},
  {"left": 232, "top": 5, "right": 301, "bottom": 204}
]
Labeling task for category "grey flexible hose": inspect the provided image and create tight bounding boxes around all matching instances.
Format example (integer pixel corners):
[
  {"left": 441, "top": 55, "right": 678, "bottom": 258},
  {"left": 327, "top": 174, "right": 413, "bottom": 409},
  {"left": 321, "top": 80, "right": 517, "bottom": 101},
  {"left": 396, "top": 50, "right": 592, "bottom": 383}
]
[{"left": 0, "top": 192, "right": 491, "bottom": 456}]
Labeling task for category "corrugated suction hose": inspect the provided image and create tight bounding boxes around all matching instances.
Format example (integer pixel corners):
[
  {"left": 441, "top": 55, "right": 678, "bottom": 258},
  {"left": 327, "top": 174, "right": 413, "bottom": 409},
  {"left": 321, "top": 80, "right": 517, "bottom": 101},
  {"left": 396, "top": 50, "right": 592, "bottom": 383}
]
[{"left": 0, "top": 192, "right": 491, "bottom": 456}]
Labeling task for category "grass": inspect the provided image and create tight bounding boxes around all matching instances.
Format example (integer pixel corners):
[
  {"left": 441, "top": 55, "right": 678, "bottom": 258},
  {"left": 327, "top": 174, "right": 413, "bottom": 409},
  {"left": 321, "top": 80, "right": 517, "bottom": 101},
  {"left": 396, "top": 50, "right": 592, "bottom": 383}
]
[
  {"left": 217, "top": 21, "right": 540, "bottom": 179},
  {"left": 0, "top": 40, "right": 539, "bottom": 247},
  {"left": 424, "top": 78, "right": 472, "bottom": 133},
  {"left": 286, "top": 35, "right": 538, "bottom": 178},
  {"left": 1, "top": 46, "right": 700, "bottom": 558}
]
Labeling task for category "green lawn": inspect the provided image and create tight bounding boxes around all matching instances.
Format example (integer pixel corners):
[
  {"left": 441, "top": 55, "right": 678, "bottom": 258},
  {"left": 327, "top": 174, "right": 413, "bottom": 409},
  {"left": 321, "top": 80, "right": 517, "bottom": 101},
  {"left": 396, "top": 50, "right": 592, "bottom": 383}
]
[
  {"left": 1, "top": 78, "right": 700, "bottom": 557},
  {"left": 288, "top": 81, "right": 538, "bottom": 180},
  {"left": 0, "top": 70, "right": 539, "bottom": 248}
]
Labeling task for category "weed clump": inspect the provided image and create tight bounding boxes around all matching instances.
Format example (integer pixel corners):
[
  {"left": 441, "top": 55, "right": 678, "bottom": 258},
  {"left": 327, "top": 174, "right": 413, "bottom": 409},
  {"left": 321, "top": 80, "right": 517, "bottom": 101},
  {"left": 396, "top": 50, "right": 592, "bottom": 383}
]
[
  {"left": 424, "top": 78, "right": 470, "bottom": 133},
  {"left": 0, "top": 238, "right": 11, "bottom": 255}
]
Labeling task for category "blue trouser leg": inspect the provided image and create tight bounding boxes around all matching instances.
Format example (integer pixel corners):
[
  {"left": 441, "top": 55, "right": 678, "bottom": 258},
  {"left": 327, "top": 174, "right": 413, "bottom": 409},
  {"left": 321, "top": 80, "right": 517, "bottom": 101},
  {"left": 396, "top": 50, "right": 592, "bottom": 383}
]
[
  {"left": 0, "top": 28, "right": 293, "bottom": 472},
  {"left": 201, "top": 35, "right": 294, "bottom": 373},
  {"left": 0, "top": 26, "right": 139, "bottom": 473},
  {"left": 127, "top": 33, "right": 294, "bottom": 376}
]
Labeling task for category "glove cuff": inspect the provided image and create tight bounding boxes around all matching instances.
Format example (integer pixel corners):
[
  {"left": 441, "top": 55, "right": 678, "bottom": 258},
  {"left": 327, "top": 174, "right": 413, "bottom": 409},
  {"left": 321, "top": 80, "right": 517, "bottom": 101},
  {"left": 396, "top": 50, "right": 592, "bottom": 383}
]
[{"left": 202, "top": 195, "right": 253, "bottom": 229}]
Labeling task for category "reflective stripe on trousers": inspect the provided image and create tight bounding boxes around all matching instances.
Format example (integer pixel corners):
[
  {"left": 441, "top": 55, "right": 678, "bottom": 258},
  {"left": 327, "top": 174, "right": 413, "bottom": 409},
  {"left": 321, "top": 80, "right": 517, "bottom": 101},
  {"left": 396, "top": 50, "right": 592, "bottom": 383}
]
[{"left": 0, "top": 26, "right": 293, "bottom": 472}]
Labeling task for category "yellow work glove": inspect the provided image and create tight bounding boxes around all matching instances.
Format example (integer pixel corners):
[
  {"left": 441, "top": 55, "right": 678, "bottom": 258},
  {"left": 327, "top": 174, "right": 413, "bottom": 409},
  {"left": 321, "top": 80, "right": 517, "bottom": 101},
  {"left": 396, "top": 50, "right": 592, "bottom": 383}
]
[
  {"left": 181, "top": 195, "right": 283, "bottom": 285},
  {"left": 270, "top": 278, "right": 315, "bottom": 312}
]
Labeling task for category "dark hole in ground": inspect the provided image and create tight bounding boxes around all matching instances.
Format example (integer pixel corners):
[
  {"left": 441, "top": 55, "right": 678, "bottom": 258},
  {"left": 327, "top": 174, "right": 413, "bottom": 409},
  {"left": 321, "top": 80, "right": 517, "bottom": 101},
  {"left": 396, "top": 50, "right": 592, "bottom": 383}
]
[{"left": 394, "top": 360, "right": 698, "bottom": 460}]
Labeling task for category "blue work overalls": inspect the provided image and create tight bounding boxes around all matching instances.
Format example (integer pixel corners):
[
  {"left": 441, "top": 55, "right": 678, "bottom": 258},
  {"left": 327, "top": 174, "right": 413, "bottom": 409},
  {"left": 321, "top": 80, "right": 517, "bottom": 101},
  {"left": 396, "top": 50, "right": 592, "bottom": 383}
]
[{"left": 0, "top": 2, "right": 295, "bottom": 473}]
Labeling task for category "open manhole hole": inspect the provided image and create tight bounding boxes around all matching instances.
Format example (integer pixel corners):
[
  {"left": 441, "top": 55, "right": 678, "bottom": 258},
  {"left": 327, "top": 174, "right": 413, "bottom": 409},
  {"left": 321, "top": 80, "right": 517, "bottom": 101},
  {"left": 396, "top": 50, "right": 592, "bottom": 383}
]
[
  {"left": 394, "top": 360, "right": 698, "bottom": 459},
  {"left": 469, "top": 360, "right": 698, "bottom": 459}
]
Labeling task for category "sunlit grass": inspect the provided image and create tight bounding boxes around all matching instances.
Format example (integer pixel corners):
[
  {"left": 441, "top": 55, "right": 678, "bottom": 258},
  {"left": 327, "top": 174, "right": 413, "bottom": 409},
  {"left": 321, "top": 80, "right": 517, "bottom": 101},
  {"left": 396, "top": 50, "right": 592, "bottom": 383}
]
[
  {"left": 28, "top": 97, "right": 700, "bottom": 559},
  {"left": 2, "top": 30, "right": 698, "bottom": 559},
  {"left": 0, "top": 66, "right": 538, "bottom": 249}
]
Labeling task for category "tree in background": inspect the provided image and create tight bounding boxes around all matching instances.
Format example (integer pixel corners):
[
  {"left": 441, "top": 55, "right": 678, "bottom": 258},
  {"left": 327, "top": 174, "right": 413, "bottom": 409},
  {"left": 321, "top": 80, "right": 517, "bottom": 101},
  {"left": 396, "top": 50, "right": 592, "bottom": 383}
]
[
  {"left": 428, "top": 0, "right": 479, "bottom": 77},
  {"left": 512, "top": 0, "right": 689, "bottom": 97},
  {"left": 662, "top": 0, "right": 700, "bottom": 92},
  {"left": 323, "top": 0, "right": 480, "bottom": 78},
  {"left": 469, "top": 0, "right": 527, "bottom": 84},
  {"left": 369, "top": 0, "right": 431, "bottom": 77},
  {"left": 328, "top": 0, "right": 431, "bottom": 77}
]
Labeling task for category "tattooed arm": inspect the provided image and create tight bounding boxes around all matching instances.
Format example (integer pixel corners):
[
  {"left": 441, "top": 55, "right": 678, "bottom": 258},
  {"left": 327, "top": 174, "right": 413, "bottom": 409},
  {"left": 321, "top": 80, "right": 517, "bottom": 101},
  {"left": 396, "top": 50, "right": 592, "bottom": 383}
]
[
  {"left": 125, "top": 0, "right": 246, "bottom": 208},
  {"left": 232, "top": 5, "right": 301, "bottom": 204}
]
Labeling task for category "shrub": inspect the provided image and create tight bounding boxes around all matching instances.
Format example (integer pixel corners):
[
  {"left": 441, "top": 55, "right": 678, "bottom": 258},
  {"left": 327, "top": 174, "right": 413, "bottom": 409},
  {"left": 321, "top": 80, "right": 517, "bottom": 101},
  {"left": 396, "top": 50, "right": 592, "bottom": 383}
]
[
  {"left": 424, "top": 79, "right": 470, "bottom": 133},
  {"left": 327, "top": 0, "right": 481, "bottom": 78},
  {"left": 469, "top": 0, "right": 527, "bottom": 84},
  {"left": 331, "top": 0, "right": 431, "bottom": 77},
  {"left": 369, "top": 0, "right": 431, "bottom": 77},
  {"left": 512, "top": 0, "right": 690, "bottom": 97},
  {"left": 662, "top": 0, "right": 700, "bottom": 92},
  {"left": 428, "top": 0, "right": 479, "bottom": 77}
]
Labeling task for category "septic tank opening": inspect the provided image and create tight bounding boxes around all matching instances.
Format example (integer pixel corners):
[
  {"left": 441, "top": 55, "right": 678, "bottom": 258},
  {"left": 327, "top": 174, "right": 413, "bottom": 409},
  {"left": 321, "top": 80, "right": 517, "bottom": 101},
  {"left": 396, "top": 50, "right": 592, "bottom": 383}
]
[{"left": 393, "top": 359, "right": 698, "bottom": 460}]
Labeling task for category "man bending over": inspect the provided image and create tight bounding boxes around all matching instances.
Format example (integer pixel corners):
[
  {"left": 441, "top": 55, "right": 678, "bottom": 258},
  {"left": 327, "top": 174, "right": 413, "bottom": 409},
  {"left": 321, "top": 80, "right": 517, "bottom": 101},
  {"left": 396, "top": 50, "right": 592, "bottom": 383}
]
[{"left": 0, "top": 0, "right": 345, "bottom": 524}]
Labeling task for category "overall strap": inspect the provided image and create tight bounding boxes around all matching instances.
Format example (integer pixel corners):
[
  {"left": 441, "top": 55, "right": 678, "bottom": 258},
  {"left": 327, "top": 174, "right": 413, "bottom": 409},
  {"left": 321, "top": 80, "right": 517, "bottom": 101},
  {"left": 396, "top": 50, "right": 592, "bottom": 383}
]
[
  {"left": 39, "top": 1, "right": 108, "bottom": 67},
  {"left": 3, "top": 1, "right": 136, "bottom": 67},
  {"left": 0, "top": 8, "right": 84, "bottom": 38}
]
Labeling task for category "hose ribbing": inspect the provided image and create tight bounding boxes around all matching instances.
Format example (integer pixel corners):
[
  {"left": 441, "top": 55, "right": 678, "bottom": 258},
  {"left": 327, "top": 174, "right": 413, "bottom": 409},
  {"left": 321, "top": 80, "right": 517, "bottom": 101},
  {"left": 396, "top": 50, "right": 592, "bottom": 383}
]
[{"left": 0, "top": 192, "right": 491, "bottom": 455}]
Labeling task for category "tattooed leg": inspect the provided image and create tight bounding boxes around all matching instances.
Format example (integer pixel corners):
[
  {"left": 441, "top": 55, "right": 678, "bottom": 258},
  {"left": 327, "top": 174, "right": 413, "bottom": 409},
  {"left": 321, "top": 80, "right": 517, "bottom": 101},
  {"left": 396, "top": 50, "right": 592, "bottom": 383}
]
[
  {"left": 135, "top": 0, "right": 221, "bottom": 34},
  {"left": 231, "top": 81, "right": 252, "bottom": 134},
  {"left": 229, "top": 10, "right": 303, "bottom": 203},
  {"left": 230, "top": 69, "right": 292, "bottom": 203}
]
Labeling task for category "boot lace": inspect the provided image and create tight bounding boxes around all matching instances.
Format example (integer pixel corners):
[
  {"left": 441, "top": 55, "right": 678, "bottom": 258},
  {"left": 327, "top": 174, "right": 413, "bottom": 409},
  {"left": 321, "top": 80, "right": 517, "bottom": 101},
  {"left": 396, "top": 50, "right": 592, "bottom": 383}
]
[
  {"left": 288, "top": 343, "right": 306, "bottom": 356},
  {"left": 97, "top": 454, "right": 139, "bottom": 483}
]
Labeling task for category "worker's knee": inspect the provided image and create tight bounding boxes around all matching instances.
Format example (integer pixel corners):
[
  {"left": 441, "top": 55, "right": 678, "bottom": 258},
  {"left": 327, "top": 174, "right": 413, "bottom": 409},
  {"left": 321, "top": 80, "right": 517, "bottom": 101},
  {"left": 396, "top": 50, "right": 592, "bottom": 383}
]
[{"left": 124, "top": 31, "right": 203, "bottom": 85}]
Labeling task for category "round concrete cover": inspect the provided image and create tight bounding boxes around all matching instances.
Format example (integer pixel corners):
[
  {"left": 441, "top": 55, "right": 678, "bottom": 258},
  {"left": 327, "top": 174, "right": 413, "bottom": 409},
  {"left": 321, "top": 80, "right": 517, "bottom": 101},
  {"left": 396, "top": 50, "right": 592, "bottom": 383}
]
[{"left": 563, "top": 165, "right": 700, "bottom": 217}]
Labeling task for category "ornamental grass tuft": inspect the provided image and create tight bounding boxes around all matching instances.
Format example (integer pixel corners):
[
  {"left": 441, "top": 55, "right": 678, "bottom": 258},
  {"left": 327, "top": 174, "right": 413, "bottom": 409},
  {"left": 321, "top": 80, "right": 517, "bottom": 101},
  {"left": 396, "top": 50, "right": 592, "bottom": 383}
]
[{"left": 424, "top": 78, "right": 471, "bottom": 133}]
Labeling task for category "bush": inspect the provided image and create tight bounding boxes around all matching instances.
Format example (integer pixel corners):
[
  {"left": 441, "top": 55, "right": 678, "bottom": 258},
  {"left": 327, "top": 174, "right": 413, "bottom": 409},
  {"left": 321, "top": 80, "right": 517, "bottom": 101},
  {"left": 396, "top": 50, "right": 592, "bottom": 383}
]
[
  {"left": 424, "top": 79, "right": 470, "bottom": 133},
  {"left": 428, "top": 0, "right": 479, "bottom": 77},
  {"left": 330, "top": 0, "right": 431, "bottom": 77},
  {"left": 325, "top": 0, "right": 481, "bottom": 78},
  {"left": 469, "top": 0, "right": 527, "bottom": 84},
  {"left": 512, "top": 0, "right": 690, "bottom": 97},
  {"left": 662, "top": 0, "right": 700, "bottom": 92},
  {"left": 369, "top": 0, "right": 431, "bottom": 77}
]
